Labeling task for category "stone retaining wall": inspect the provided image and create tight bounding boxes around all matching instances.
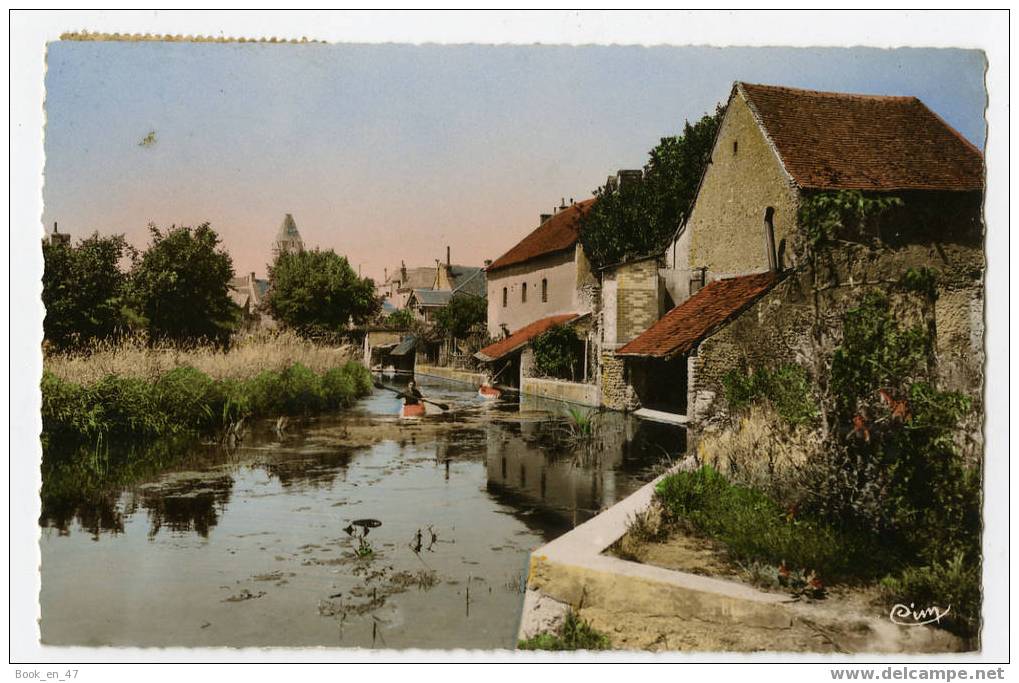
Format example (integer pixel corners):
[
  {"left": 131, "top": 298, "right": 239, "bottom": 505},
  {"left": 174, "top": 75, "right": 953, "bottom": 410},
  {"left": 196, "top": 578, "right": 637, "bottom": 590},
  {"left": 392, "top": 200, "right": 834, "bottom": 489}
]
[{"left": 520, "top": 376, "right": 600, "bottom": 408}]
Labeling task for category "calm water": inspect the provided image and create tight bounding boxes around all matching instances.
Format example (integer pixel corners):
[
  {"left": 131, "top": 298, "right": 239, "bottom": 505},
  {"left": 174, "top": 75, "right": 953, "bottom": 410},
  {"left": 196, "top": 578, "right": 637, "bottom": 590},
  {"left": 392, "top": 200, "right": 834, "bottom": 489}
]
[{"left": 39, "top": 376, "right": 685, "bottom": 649}]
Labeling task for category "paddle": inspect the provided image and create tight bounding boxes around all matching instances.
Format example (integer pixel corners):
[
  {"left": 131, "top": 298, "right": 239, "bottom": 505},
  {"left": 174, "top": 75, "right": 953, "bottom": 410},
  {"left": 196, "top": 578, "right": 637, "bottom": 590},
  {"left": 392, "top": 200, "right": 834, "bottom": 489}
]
[{"left": 373, "top": 381, "right": 450, "bottom": 411}]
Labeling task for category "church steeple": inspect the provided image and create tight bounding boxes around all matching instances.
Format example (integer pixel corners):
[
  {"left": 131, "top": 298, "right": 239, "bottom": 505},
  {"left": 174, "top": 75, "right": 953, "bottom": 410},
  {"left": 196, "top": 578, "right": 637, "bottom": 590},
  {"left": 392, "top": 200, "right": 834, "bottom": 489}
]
[{"left": 273, "top": 213, "right": 304, "bottom": 257}]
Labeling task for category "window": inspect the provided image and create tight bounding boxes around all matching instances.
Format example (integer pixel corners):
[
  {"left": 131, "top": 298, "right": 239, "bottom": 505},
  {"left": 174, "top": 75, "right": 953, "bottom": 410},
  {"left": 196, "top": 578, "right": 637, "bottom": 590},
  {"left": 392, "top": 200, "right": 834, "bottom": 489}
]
[
  {"left": 502, "top": 287, "right": 507, "bottom": 307},
  {"left": 521, "top": 282, "right": 527, "bottom": 303},
  {"left": 541, "top": 278, "right": 548, "bottom": 302},
  {"left": 733, "top": 140, "right": 738, "bottom": 155}
]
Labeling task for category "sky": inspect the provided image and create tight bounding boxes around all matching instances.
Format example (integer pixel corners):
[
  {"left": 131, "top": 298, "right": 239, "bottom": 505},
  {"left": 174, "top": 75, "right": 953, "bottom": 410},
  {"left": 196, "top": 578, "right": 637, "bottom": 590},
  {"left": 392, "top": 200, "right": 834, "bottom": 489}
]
[{"left": 42, "top": 42, "right": 987, "bottom": 283}]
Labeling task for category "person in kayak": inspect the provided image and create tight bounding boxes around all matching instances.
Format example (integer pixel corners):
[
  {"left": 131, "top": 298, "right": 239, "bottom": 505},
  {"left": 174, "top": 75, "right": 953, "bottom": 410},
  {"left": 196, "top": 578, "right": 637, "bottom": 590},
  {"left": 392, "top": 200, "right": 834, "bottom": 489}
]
[{"left": 403, "top": 380, "right": 424, "bottom": 406}]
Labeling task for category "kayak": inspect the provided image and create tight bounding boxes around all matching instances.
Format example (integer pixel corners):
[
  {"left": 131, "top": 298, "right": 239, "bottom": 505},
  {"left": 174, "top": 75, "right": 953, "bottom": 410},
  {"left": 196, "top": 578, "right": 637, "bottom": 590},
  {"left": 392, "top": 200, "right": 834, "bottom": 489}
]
[
  {"left": 478, "top": 385, "right": 501, "bottom": 400},
  {"left": 400, "top": 403, "right": 426, "bottom": 419}
]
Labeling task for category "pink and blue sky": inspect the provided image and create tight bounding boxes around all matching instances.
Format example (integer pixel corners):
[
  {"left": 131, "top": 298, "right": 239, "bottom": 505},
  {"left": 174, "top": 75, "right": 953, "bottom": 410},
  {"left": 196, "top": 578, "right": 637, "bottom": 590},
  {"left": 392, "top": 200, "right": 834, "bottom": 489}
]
[{"left": 42, "top": 42, "right": 986, "bottom": 282}]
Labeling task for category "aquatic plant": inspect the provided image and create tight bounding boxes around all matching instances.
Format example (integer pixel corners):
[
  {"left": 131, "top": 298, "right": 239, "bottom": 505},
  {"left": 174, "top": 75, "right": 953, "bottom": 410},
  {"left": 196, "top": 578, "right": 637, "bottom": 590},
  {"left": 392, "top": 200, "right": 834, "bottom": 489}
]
[
  {"left": 518, "top": 612, "right": 611, "bottom": 651},
  {"left": 41, "top": 360, "right": 373, "bottom": 449}
]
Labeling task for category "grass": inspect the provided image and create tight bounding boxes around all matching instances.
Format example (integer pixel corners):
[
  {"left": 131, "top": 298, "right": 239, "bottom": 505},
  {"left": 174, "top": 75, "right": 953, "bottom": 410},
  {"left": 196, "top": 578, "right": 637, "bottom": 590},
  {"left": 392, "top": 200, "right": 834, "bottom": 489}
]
[
  {"left": 654, "top": 465, "right": 886, "bottom": 582},
  {"left": 44, "top": 330, "right": 359, "bottom": 385},
  {"left": 517, "top": 612, "right": 612, "bottom": 651},
  {"left": 42, "top": 334, "right": 373, "bottom": 449}
]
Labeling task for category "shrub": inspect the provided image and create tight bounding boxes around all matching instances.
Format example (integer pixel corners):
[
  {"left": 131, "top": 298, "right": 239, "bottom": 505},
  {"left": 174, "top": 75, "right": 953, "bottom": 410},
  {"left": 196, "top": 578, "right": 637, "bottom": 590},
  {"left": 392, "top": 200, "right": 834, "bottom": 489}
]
[
  {"left": 154, "top": 366, "right": 223, "bottom": 432},
  {"left": 880, "top": 552, "right": 981, "bottom": 639},
  {"left": 41, "top": 360, "right": 374, "bottom": 447},
  {"left": 531, "top": 324, "right": 581, "bottom": 380},
  {"left": 518, "top": 612, "right": 611, "bottom": 651},
  {"left": 655, "top": 465, "right": 883, "bottom": 580},
  {"left": 86, "top": 374, "right": 166, "bottom": 439},
  {"left": 722, "top": 364, "right": 818, "bottom": 426}
]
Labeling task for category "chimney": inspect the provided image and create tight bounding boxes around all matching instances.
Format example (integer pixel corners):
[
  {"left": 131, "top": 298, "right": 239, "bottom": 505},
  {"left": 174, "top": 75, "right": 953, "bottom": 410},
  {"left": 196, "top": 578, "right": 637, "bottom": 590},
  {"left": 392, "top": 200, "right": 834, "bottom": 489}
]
[
  {"left": 615, "top": 169, "right": 643, "bottom": 190},
  {"left": 764, "top": 207, "right": 778, "bottom": 272},
  {"left": 446, "top": 246, "right": 451, "bottom": 267},
  {"left": 484, "top": 259, "right": 492, "bottom": 268},
  {"left": 53, "top": 221, "right": 58, "bottom": 234},
  {"left": 539, "top": 213, "right": 552, "bottom": 225}
]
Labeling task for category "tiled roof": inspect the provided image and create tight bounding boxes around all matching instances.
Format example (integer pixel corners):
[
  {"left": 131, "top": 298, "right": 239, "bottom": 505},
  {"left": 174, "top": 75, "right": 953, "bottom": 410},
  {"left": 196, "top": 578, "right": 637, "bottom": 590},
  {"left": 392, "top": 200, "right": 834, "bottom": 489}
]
[
  {"left": 411, "top": 288, "right": 453, "bottom": 307},
  {"left": 487, "top": 199, "right": 595, "bottom": 272},
  {"left": 617, "top": 272, "right": 778, "bottom": 359},
  {"left": 390, "top": 335, "right": 418, "bottom": 357},
  {"left": 449, "top": 266, "right": 487, "bottom": 298},
  {"left": 397, "top": 267, "right": 436, "bottom": 291},
  {"left": 739, "top": 82, "right": 984, "bottom": 192},
  {"left": 475, "top": 313, "right": 580, "bottom": 362}
]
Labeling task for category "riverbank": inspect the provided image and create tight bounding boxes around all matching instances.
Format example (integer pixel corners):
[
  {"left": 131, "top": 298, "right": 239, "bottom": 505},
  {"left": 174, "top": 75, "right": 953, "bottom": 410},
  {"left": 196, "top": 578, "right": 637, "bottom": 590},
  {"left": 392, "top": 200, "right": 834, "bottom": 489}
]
[
  {"left": 41, "top": 333, "right": 371, "bottom": 449},
  {"left": 519, "top": 462, "right": 969, "bottom": 653}
]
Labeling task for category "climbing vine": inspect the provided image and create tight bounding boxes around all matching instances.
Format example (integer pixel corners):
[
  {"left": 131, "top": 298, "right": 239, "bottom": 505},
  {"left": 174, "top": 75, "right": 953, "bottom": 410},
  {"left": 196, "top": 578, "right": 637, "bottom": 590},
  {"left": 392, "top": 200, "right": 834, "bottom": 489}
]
[
  {"left": 797, "top": 190, "right": 903, "bottom": 248},
  {"left": 531, "top": 325, "right": 581, "bottom": 380}
]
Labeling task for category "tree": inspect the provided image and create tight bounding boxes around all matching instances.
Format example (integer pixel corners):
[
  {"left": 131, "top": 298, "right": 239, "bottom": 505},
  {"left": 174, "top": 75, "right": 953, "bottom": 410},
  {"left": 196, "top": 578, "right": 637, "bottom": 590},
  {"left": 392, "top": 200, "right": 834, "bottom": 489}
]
[
  {"left": 129, "top": 223, "right": 238, "bottom": 346},
  {"left": 432, "top": 295, "right": 487, "bottom": 339},
  {"left": 42, "top": 232, "right": 133, "bottom": 351},
  {"left": 531, "top": 324, "right": 581, "bottom": 380},
  {"left": 265, "top": 248, "right": 380, "bottom": 333},
  {"left": 384, "top": 308, "right": 415, "bottom": 329},
  {"left": 579, "top": 106, "right": 724, "bottom": 268}
]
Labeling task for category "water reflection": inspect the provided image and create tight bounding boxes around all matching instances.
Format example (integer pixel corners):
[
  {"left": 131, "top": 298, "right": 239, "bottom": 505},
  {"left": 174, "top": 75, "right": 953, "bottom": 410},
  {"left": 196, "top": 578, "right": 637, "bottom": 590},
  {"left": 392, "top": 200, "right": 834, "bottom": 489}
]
[
  {"left": 484, "top": 407, "right": 685, "bottom": 537},
  {"left": 134, "top": 475, "right": 234, "bottom": 538},
  {"left": 39, "top": 377, "right": 687, "bottom": 649},
  {"left": 40, "top": 382, "right": 684, "bottom": 544}
]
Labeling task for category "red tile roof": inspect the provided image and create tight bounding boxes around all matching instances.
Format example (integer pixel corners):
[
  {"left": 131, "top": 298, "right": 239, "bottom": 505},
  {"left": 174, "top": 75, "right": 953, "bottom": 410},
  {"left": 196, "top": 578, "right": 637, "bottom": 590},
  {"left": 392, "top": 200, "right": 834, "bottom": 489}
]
[
  {"left": 617, "top": 272, "right": 778, "bottom": 359},
  {"left": 487, "top": 199, "right": 595, "bottom": 272},
  {"left": 739, "top": 82, "right": 984, "bottom": 192},
  {"left": 475, "top": 313, "right": 581, "bottom": 362}
]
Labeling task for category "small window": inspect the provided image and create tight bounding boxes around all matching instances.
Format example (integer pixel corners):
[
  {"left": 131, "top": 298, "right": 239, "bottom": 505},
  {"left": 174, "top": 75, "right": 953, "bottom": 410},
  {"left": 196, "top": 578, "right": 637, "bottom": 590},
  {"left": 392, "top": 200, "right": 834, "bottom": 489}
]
[
  {"left": 733, "top": 140, "right": 738, "bottom": 155},
  {"left": 541, "top": 278, "right": 548, "bottom": 302},
  {"left": 502, "top": 287, "right": 507, "bottom": 307},
  {"left": 521, "top": 282, "right": 527, "bottom": 303}
]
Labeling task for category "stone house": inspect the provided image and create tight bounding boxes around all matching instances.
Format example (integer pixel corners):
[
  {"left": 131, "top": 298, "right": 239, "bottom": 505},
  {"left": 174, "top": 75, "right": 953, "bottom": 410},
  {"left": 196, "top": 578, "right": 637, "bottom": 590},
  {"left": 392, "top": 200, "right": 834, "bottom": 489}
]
[
  {"left": 228, "top": 271, "right": 272, "bottom": 328},
  {"left": 613, "top": 82, "right": 984, "bottom": 426},
  {"left": 484, "top": 198, "right": 598, "bottom": 338},
  {"left": 379, "top": 262, "right": 436, "bottom": 310},
  {"left": 477, "top": 198, "right": 600, "bottom": 395}
]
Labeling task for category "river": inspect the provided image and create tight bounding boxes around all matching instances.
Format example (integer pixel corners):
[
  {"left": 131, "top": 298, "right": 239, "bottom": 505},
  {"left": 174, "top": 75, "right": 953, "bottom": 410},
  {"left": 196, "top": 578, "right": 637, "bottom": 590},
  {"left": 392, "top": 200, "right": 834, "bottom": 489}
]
[{"left": 39, "top": 375, "right": 685, "bottom": 649}]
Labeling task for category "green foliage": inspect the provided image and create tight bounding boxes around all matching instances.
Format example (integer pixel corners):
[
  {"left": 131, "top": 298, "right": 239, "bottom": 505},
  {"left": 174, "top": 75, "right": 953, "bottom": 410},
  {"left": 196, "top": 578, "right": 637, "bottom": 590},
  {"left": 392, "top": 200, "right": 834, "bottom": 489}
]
[
  {"left": 383, "top": 308, "right": 414, "bottom": 329},
  {"left": 42, "top": 232, "right": 133, "bottom": 351},
  {"left": 722, "top": 364, "right": 818, "bottom": 425},
  {"left": 830, "top": 293, "right": 929, "bottom": 415},
  {"left": 129, "top": 223, "right": 238, "bottom": 346},
  {"left": 432, "top": 295, "right": 487, "bottom": 339},
  {"left": 566, "top": 407, "right": 594, "bottom": 437},
  {"left": 579, "top": 107, "right": 723, "bottom": 268},
  {"left": 517, "top": 612, "right": 611, "bottom": 651},
  {"left": 41, "top": 361, "right": 373, "bottom": 448},
  {"left": 266, "top": 248, "right": 380, "bottom": 333},
  {"left": 797, "top": 190, "right": 903, "bottom": 247},
  {"left": 880, "top": 552, "right": 981, "bottom": 639},
  {"left": 531, "top": 324, "right": 581, "bottom": 380},
  {"left": 655, "top": 466, "right": 883, "bottom": 579},
  {"left": 901, "top": 267, "right": 940, "bottom": 299},
  {"left": 802, "top": 291, "right": 981, "bottom": 637}
]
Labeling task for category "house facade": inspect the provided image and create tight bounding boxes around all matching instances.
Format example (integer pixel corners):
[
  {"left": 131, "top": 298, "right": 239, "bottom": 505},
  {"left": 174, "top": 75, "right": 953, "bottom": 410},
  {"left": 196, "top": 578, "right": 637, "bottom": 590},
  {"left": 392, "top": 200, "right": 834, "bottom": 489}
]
[
  {"left": 614, "top": 82, "right": 984, "bottom": 428},
  {"left": 477, "top": 199, "right": 599, "bottom": 393},
  {"left": 484, "top": 199, "right": 597, "bottom": 337},
  {"left": 380, "top": 262, "right": 435, "bottom": 310}
]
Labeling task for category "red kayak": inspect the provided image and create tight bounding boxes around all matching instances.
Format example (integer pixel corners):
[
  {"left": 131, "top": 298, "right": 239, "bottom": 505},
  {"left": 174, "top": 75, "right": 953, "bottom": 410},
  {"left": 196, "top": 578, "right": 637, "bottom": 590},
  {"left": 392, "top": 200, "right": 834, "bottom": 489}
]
[
  {"left": 478, "top": 384, "right": 501, "bottom": 400},
  {"left": 400, "top": 403, "right": 426, "bottom": 418}
]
